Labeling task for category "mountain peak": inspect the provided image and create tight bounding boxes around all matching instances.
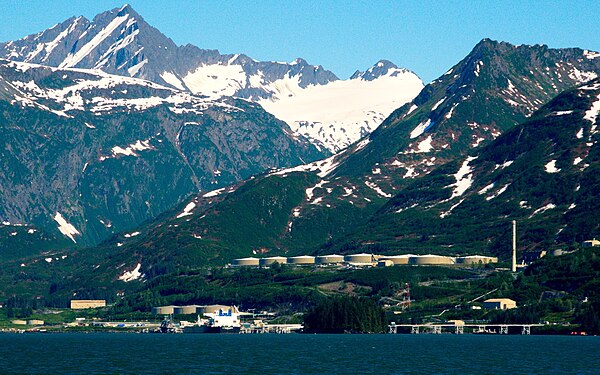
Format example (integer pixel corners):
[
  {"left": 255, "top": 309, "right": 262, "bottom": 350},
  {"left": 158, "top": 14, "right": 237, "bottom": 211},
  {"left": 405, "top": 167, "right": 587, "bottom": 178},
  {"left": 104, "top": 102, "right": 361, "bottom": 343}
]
[
  {"left": 115, "top": 4, "right": 137, "bottom": 17},
  {"left": 350, "top": 59, "right": 405, "bottom": 81},
  {"left": 291, "top": 57, "right": 308, "bottom": 65}
]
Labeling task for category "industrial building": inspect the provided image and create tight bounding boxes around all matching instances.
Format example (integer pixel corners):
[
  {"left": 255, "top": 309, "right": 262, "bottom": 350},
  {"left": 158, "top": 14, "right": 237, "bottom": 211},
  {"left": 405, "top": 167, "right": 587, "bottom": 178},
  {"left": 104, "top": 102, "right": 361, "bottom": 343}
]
[
  {"left": 231, "top": 257, "right": 260, "bottom": 266},
  {"left": 315, "top": 254, "right": 345, "bottom": 264},
  {"left": 483, "top": 298, "right": 517, "bottom": 310},
  {"left": 344, "top": 253, "right": 377, "bottom": 265},
  {"left": 70, "top": 300, "right": 106, "bottom": 309},
  {"left": 231, "top": 253, "right": 501, "bottom": 268},
  {"left": 287, "top": 255, "right": 316, "bottom": 265},
  {"left": 409, "top": 255, "right": 455, "bottom": 265},
  {"left": 259, "top": 256, "right": 287, "bottom": 266},
  {"left": 378, "top": 255, "right": 413, "bottom": 265},
  {"left": 152, "top": 305, "right": 178, "bottom": 315}
]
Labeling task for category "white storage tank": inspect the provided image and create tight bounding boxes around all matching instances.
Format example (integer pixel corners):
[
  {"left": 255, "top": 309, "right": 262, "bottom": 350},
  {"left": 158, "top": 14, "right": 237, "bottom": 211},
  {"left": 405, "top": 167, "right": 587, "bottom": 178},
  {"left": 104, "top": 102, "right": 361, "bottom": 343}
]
[
  {"left": 232, "top": 257, "right": 260, "bottom": 266},
  {"left": 409, "top": 255, "right": 455, "bottom": 265},
  {"left": 180, "top": 305, "right": 200, "bottom": 314},
  {"left": 173, "top": 306, "right": 184, "bottom": 315},
  {"left": 378, "top": 255, "right": 413, "bottom": 265},
  {"left": 152, "top": 306, "right": 176, "bottom": 315},
  {"left": 287, "top": 255, "right": 316, "bottom": 265},
  {"left": 344, "top": 253, "right": 375, "bottom": 264},
  {"left": 457, "top": 255, "right": 498, "bottom": 265},
  {"left": 259, "top": 256, "right": 288, "bottom": 266},
  {"left": 315, "top": 254, "right": 345, "bottom": 264}
]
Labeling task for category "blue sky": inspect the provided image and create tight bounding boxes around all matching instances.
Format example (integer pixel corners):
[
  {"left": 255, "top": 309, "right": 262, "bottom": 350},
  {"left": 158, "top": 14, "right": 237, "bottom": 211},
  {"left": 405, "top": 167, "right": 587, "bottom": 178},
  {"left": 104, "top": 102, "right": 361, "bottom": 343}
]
[{"left": 1, "top": 0, "right": 599, "bottom": 83}]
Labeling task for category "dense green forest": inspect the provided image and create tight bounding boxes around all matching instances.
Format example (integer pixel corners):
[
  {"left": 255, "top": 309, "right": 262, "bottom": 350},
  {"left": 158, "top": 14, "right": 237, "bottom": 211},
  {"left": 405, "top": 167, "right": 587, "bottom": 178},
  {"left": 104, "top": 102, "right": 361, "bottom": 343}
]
[{"left": 304, "top": 296, "right": 386, "bottom": 333}]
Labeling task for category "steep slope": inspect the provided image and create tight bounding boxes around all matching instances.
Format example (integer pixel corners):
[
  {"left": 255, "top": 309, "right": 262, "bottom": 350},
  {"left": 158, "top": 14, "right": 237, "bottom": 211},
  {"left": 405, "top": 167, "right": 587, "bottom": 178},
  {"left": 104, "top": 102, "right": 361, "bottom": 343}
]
[
  {"left": 53, "top": 40, "right": 600, "bottom": 274},
  {"left": 274, "top": 40, "right": 600, "bottom": 252},
  {"left": 343, "top": 77, "right": 600, "bottom": 256},
  {"left": 0, "top": 5, "right": 423, "bottom": 152},
  {"left": 0, "top": 59, "right": 323, "bottom": 257},
  {"left": 335, "top": 39, "right": 600, "bottom": 179}
]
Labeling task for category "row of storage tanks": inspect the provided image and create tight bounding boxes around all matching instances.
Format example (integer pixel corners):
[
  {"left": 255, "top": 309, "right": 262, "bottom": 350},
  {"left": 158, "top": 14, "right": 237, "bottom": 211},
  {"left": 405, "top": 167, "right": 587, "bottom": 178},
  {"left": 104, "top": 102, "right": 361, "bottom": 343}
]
[
  {"left": 231, "top": 254, "right": 498, "bottom": 266},
  {"left": 151, "top": 304, "right": 237, "bottom": 315}
]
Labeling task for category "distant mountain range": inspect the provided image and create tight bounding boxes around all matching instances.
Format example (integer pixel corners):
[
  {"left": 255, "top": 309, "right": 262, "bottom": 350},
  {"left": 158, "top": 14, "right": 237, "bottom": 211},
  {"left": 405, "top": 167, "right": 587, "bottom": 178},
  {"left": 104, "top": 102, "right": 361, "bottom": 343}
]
[{"left": 0, "top": 4, "right": 423, "bottom": 152}]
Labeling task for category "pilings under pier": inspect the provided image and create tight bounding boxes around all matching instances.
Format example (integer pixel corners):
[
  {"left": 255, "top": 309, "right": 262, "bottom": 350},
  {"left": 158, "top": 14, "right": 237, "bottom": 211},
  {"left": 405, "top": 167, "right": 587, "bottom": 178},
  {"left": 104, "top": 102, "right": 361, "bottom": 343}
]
[{"left": 388, "top": 323, "right": 543, "bottom": 335}]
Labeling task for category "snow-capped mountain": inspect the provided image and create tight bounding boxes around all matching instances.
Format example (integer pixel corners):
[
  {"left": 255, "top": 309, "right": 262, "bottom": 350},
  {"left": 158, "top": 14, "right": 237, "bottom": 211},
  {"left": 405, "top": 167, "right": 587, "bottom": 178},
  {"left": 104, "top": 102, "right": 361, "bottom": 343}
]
[
  {"left": 0, "top": 5, "right": 422, "bottom": 152},
  {"left": 0, "top": 5, "right": 339, "bottom": 97},
  {"left": 259, "top": 60, "right": 423, "bottom": 152},
  {"left": 0, "top": 58, "right": 323, "bottom": 256}
]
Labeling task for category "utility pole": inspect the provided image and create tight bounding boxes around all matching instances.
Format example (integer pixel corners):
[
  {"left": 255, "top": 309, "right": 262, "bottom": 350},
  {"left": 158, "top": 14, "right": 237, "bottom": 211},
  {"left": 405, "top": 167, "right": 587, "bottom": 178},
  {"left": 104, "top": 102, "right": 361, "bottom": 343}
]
[{"left": 512, "top": 220, "right": 517, "bottom": 272}]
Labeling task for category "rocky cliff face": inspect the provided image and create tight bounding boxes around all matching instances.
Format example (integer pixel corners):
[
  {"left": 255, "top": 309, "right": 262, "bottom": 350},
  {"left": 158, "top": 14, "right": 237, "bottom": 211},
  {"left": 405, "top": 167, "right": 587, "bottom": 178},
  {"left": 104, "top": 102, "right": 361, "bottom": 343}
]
[{"left": 0, "top": 59, "right": 323, "bottom": 256}]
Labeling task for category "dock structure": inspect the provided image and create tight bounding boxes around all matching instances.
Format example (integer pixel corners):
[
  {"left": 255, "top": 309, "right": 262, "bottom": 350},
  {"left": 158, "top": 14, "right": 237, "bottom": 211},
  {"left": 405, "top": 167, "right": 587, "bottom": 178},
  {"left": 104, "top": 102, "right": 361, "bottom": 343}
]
[
  {"left": 240, "top": 323, "right": 303, "bottom": 334},
  {"left": 389, "top": 323, "right": 543, "bottom": 335}
]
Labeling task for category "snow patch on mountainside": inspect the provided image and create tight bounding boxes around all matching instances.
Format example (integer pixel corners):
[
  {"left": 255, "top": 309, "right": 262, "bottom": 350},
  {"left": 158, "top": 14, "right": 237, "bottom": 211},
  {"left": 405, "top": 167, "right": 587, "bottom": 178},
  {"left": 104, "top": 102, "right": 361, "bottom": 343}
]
[
  {"left": 160, "top": 71, "right": 185, "bottom": 90},
  {"left": 5, "top": 61, "right": 243, "bottom": 117},
  {"left": 305, "top": 180, "right": 329, "bottom": 201},
  {"left": 440, "top": 199, "right": 465, "bottom": 218},
  {"left": 59, "top": 14, "right": 129, "bottom": 68},
  {"left": 584, "top": 93, "right": 600, "bottom": 123},
  {"left": 364, "top": 181, "right": 392, "bottom": 198},
  {"left": 584, "top": 50, "right": 600, "bottom": 60},
  {"left": 431, "top": 97, "right": 445, "bottom": 111},
  {"left": 271, "top": 154, "right": 340, "bottom": 178},
  {"left": 183, "top": 63, "right": 246, "bottom": 97},
  {"left": 53, "top": 212, "right": 80, "bottom": 243},
  {"left": 416, "top": 135, "right": 434, "bottom": 153},
  {"left": 485, "top": 183, "right": 510, "bottom": 201},
  {"left": 530, "top": 203, "right": 556, "bottom": 218},
  {"left": 118, "top": 263, "right": 144, "bottom": 282},
  {"left": 176, "top": 201, "right": 196, "bottom": 219},
  {"left": 410, "top": 119, "right": 433, "bottom": 139},
  {"left": 260, "top": 69, "right": 422, "bottom": 152},
  {"left": 448, "top": 156, "right": 477, "bottom": 199},
  {"left": 111, "top": 140, "right": 152, "bottom": 157},
  {"left": 544, "top": 160, "right": 560, "bottom": 173}
]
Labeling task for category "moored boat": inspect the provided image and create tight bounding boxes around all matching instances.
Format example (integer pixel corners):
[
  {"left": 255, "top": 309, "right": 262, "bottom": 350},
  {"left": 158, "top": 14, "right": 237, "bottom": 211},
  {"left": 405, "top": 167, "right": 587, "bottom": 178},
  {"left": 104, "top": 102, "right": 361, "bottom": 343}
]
[{"left": 183, "top": 307, "right": 241, "bottom": 334}]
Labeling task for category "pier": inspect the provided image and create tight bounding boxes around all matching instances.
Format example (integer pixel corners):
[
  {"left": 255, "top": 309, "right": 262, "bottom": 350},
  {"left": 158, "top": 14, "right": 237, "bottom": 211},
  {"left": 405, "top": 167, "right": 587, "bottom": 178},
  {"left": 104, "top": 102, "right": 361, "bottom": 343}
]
[
  {"left": 388, "top": 323, "right": 544, "bottom": 335},
  {"left": 240, "top": 323, "right": 303, "bottom": 334}
]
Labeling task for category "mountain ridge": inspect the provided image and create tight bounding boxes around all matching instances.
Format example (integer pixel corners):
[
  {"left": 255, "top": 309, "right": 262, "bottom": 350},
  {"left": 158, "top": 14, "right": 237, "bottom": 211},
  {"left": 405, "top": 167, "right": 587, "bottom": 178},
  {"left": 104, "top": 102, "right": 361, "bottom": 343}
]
[
  {"left": 0, "top": 58, "right": 323, "bottom": 256},
  {"left": 0, "top": 5, "right": 423, "bottom": 153}
]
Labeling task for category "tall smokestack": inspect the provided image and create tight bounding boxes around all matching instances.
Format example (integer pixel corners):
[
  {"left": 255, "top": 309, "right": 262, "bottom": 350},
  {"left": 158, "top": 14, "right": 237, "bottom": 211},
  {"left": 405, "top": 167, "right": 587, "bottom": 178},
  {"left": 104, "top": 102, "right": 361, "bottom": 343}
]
[{"left": 512, "top": 220, "right": 517, "bottom": 272}]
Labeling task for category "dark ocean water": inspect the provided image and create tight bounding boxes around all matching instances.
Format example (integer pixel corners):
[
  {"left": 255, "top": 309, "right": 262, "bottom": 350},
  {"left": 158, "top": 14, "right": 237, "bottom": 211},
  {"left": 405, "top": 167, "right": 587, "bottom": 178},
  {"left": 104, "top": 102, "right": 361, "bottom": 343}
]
[{"left": 0, "top": 333, "right": 597, "bottom": 374}]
